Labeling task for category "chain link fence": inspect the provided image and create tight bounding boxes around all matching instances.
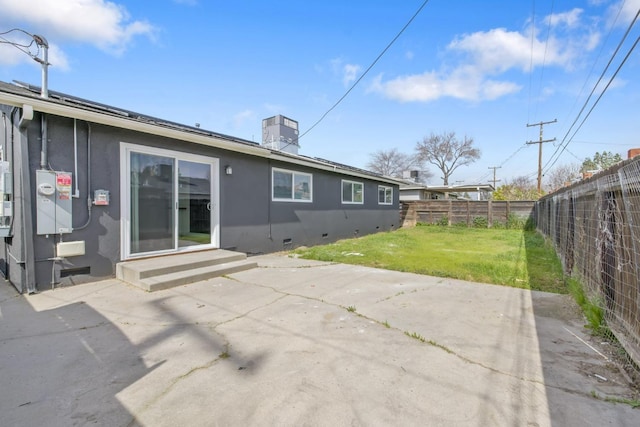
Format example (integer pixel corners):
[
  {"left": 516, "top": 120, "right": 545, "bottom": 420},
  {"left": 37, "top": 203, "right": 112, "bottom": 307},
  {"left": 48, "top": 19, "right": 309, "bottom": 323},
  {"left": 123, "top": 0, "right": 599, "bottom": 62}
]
[{"left": 536, "top": 156, "right": 640, "bottom": 372}]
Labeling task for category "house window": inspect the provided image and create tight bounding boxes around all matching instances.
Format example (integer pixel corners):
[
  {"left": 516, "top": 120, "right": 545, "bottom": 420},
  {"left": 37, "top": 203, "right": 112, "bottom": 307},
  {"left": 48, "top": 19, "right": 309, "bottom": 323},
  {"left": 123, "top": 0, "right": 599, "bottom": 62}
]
[
  {"left": 342, "top": 180, "right": 363, "bottom": 204},
  {"left": 272, "top": 168, "right": 312, "bottom": 202},
  {"left": 378, "top": 185, "right": 393, "bottom": 205}
]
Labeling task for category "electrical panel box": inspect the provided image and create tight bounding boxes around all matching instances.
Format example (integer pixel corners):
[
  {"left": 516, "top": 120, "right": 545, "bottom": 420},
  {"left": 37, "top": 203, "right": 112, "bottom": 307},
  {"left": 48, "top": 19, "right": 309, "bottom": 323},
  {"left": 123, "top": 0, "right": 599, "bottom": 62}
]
[
  {"left": 94, "top": 189, "right": 110, "bottom": 206},
  {"left": 0, "top": 161, "right": 12, "bottom": 237},
  {"left": 36, "top": 170, "right": 73, "bottom": 235}
]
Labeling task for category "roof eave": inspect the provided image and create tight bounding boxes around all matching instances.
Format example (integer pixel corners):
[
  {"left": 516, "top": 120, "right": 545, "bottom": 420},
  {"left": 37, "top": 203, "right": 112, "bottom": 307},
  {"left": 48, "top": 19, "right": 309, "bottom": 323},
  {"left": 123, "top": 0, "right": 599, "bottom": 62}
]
[{"left": 1, "top": 90, "right": 399, "bottom": 185}]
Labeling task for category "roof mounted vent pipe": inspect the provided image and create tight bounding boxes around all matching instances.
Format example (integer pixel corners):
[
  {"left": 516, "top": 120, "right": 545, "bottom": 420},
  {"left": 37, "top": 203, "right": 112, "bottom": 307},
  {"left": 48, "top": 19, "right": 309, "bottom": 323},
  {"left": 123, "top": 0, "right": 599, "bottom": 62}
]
[{"left": 31, "top": 34, "right": 49, "bottom": 98}]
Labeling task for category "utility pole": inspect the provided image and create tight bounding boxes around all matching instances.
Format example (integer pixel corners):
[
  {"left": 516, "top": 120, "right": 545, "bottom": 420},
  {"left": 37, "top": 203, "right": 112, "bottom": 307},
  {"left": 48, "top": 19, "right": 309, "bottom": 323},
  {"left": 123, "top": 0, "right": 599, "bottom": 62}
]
[
  {"left": 488, "top": 166, "right": 501, "bottom": 189},
  {"left": 526, "top": 119, "right": 556, "bottom": 194}
]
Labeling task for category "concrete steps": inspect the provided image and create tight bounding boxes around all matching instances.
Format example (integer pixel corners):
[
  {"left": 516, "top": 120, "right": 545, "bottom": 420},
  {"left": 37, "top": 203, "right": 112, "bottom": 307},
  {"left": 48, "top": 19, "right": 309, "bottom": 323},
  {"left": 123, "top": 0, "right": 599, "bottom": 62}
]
[{"left": 116, "top": 249, "right": 257, "bottom": 292}]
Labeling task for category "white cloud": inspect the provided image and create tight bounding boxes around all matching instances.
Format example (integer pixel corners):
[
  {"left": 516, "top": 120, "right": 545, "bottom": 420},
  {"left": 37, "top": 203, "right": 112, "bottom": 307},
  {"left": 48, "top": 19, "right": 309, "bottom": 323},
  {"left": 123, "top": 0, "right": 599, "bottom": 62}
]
[
  {"left": 370, "top": 7, "right": 599, "bottom": 103},
  {"left": 617, "top": 0, "right": 640, "bottom": 24},
  {"left": 342, "top": 63, "right": 361, "bottom": 87},
  {"left": 369, "top": 66, "right": 521, "bottom": 103},
  {"left": 0, "top": 0, "right": 156, "bottom": 62},
  {"left": 448, "top": 28, "right": 581, "bottom": 72},
  {"left": 329, "top": 57, "right": 362, "bottom": 87},
  {"left": 543, "top": 8, "right": 584, "bottom": 28}
]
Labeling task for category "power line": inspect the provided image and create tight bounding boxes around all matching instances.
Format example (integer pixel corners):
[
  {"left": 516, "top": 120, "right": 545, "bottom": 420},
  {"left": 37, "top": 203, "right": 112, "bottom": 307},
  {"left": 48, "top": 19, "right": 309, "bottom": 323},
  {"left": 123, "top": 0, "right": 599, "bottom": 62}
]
[
  {"left": 544, "top": 32, "right": 640, "bottom": 173},
  {"left": 543, "top": 7, "right": 640, "bottom": 173},
  {"left": 0, "top": 28, "right": 41, "bottom": 58},
  {"left": 298, "top": 0, "right": 432, "bottom": 140}
]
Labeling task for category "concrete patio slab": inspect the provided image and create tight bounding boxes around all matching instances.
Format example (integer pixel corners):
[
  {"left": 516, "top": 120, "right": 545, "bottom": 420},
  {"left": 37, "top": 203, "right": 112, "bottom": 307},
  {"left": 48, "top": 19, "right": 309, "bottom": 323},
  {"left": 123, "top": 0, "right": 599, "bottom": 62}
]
[{"left": 1, "top": 254, "right": 637, "bottom": 426}]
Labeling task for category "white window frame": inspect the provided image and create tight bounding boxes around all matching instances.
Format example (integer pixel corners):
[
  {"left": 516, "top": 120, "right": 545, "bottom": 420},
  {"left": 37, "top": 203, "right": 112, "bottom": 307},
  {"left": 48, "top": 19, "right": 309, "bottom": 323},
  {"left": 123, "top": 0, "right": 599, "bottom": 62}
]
[
  {"left": 120, "top": 142, "right": 220, "bottom": 260},
  {"left": 272, "top": 167, "right": 313, "bottom": 202},
  {"left": 341, "top": 179, "right": 364, "bottom": 204},
  {"left": 378, "top": 185, "right": 393, "bottom": 205}
]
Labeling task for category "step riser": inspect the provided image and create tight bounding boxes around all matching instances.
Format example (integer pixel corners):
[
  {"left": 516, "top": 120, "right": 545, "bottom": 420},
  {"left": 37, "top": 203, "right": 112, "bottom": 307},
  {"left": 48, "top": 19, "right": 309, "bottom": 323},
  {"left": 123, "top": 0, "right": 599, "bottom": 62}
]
[
  {"left": 144, "top": 262, "right": 258, "bottom": 292},
  {"left": 116, "top": 250, "right": 246, "bottom": 282},
  {"left": 136, "top": 253, "right": 246, "bottom": 279},
  {"left": 116, "top": 250, "right": 257, "bottom": 292}
]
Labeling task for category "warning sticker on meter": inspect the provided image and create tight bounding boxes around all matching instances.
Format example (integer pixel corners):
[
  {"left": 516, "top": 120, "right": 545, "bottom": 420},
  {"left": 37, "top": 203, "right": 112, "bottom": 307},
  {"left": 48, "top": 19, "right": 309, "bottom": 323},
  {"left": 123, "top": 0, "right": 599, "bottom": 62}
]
[{"left": 56, "top": 172, "right": 72, "bottom": 200}]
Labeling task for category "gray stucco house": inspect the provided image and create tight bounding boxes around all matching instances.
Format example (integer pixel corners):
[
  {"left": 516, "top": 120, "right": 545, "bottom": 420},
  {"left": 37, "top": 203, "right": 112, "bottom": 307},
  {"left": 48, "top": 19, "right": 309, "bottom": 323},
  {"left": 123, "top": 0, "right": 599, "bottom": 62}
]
[{"left": 0, "top": 81, "right": 400, "bottom": 293}]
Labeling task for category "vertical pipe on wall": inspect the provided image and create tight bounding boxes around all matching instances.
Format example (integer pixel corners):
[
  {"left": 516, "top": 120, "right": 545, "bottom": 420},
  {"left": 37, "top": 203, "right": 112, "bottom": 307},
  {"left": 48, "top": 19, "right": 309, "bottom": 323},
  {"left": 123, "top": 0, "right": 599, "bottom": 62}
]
[
  {"left": 73, "top": 119, "right": 79, "bottom": 198},
  {"left": 40, "top": 114, "right": 47, "bottom": 169},
  {"left": 267, "top": 160, "right": 272, "bottom": 239},
  {"left": 73, "top": 122, "right": 92, "bottom": 230},
  {"left": 1, "top": 111, "right": 6, "bottom": 160}
]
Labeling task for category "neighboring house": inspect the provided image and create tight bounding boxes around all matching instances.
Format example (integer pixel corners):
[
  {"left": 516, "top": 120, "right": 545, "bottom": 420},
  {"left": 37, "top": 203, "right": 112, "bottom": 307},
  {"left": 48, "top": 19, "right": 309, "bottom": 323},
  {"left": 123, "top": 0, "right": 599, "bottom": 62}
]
[
  {"left": 399, "top": 182, "right": 494, "bottom": 201},
  {"left": 0, "top": 81, "right": 400, "bottom": 293}
]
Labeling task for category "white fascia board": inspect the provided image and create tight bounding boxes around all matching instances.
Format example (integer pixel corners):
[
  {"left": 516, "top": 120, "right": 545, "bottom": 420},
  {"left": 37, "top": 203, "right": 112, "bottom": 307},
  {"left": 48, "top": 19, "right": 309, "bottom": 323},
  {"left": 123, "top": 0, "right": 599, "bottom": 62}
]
[
  {"left": 0, "top": 92, "right": 269, "bottom": 158},
  {"left": 1, "top": 91, "right": 399, "bottom": 186}
]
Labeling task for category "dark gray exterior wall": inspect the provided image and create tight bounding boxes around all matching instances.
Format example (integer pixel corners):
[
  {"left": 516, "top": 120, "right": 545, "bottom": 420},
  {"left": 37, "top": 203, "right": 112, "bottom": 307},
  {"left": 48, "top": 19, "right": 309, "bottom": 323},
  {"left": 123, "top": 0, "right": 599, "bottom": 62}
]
[
  {"left": 223, "top": 158, "right": 400, "bottom": 254},
  {"left": 3, "top": 110, "right": 399, "bottom": 292}
]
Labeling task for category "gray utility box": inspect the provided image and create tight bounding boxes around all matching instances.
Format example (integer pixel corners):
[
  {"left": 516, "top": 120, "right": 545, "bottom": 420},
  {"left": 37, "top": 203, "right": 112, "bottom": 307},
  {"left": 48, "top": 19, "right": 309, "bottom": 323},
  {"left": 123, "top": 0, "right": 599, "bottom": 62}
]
[{"left": 36, "top": 170, "right": 73, "bottom": 235}]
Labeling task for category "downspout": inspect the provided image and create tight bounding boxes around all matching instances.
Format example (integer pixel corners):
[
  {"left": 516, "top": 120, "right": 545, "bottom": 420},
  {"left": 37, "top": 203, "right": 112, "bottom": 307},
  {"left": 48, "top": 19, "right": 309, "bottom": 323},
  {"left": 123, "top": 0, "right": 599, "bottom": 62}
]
[
  {"left": 9, "top": 106, "right": 37, "bottom": 293},
  {"left": 267, "top": 159, "right": 272, "bottom": 240}
]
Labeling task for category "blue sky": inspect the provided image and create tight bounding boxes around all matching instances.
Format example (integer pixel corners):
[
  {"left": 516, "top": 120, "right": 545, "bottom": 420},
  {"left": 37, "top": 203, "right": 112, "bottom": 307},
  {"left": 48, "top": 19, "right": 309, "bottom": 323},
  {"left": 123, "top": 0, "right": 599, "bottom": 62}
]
[{"left": 1, "top": 0, "right": 638, "bottom": 187}]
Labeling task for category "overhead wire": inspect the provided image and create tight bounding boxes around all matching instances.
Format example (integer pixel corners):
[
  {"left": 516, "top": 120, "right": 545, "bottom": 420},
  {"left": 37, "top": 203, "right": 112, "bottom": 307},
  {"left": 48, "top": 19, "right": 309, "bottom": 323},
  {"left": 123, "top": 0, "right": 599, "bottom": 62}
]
[
  {"left": 526, "top": 0, "right": 537, "bottom": 124},
  {"left": 544, "top": 31, "right": 639, "bottom": 172},
  {"left": 555, "top": 1, "right": 625, "bottom": 147},
  {"left": 0, "top": 28, "right": 41, "bottom": 59},
  {"left": 298, "top": 0, "right": 432, "bottom": 140},
  {"left": 543, "top": 6, "right": 640, "bottom": 173}
]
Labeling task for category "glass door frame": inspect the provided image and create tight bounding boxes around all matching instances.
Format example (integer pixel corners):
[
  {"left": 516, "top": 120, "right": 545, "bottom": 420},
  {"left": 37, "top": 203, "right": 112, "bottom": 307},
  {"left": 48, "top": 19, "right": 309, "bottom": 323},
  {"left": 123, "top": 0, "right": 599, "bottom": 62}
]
[{"left": 120, "top": 142, "right": 220, "bottom": 259}]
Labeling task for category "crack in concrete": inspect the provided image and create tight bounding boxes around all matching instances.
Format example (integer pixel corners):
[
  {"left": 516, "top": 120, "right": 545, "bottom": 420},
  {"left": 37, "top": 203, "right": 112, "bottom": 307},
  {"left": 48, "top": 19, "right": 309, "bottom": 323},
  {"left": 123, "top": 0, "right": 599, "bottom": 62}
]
[
  {"left": 230, "top": 278, "right": 594, "bottom": 397},
  {"left": 0, "top": 321, "right": 109, "bottom": 342},
  {"left": 126, "top": 353, "right": 224, "bottom": 427},
  {"left": 127, "top": 291, "right": 288, "bottom": 424},
  {"left": 256, "top": 261, "right": 339, "bottom": 269}
]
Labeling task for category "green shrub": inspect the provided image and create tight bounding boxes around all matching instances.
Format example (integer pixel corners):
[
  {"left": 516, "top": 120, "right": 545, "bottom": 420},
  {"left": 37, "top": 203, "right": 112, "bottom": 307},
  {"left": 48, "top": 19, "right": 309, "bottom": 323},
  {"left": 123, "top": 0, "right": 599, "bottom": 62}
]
[
  {"left": 506, "top": 213, "right": 523, "bottom": 229},
  {"left": 567, "top": 278, "right": 605, "bottom": 332},
  {"left": 472, "top": 216, "right": 488, "bottom": 228},
  {"left": 436, "top": 215, "right": 449, "bottom": 227}
]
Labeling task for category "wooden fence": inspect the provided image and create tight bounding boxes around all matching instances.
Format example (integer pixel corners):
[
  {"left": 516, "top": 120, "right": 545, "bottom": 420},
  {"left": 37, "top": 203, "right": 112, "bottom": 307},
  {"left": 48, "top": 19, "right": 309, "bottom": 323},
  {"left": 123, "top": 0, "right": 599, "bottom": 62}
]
[{"left": 401, "top": 200, "right": 536, "bottom": 228}]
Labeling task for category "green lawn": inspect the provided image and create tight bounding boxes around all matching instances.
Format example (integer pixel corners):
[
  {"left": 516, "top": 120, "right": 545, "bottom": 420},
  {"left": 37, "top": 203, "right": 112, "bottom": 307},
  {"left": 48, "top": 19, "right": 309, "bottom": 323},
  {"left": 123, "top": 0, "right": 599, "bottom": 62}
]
[{"left": 293, "top": 225, "right": 566, "bottom": 293}]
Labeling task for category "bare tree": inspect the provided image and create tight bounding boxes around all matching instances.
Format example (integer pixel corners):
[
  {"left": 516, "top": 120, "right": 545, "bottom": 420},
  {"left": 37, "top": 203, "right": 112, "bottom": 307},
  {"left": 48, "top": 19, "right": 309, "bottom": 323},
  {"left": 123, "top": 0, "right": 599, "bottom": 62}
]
[
  {"left": 545, "top": 163, "right": 581, "bottom": 192},
  {"left": 415, "top": 132, "right": 480, "bottom": 185},
  {"left": 366, "top": 148, "right": 431, "bottom": 181}
]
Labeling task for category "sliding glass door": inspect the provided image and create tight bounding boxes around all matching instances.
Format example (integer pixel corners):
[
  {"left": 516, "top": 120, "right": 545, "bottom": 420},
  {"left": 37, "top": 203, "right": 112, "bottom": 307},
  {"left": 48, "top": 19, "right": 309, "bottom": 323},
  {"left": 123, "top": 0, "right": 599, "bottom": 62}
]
[
  {"left": 178, "top": 160, "right": 212, "bottom": 248},
  {"left": 122, "top": 143, "right": 219, "bottom": 258}
]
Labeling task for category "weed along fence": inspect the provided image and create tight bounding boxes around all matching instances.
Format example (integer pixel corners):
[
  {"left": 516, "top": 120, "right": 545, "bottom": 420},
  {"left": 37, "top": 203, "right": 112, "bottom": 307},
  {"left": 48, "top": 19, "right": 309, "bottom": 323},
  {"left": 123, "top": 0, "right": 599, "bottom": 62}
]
[
  {"left": 401, "top": 200, "right": 535, "bottom": 228},
  {"left": 536, "top": 156, "right": 640, "bottom": 367}
]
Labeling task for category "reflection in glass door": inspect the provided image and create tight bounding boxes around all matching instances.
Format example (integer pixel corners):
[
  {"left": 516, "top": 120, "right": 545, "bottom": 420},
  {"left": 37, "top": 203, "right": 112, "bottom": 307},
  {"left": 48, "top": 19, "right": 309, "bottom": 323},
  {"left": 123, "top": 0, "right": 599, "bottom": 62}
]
[
  {"left": 178, "top": 160, "right": 211, "bottom": 248},
  {"left": 125, "top": 144, "right": 217, "bottom": 258},
  {"left": 130, "top": 152, "right": 175, "bottom": 254}
]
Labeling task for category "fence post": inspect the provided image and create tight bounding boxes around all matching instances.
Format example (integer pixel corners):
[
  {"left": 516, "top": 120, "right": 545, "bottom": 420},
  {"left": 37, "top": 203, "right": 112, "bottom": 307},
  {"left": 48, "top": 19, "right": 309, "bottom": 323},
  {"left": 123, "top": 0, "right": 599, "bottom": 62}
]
[{"left": 488, "top": 200, "right": 493, "bottom": 228}]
